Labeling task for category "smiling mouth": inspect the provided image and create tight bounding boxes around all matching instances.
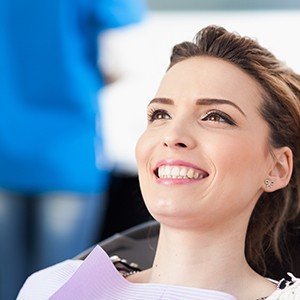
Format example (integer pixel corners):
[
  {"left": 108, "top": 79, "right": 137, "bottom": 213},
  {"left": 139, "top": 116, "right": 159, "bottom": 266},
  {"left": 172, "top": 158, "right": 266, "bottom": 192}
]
[{"left": 154, "top": 165, "right": 209, "bottom": 180}]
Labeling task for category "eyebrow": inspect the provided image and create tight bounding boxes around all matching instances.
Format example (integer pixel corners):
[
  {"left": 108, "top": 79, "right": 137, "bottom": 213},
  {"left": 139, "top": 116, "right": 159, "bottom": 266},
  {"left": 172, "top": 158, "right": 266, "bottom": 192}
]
[{"left": 148, "top": 97, "right": 246, "bottom": 117}]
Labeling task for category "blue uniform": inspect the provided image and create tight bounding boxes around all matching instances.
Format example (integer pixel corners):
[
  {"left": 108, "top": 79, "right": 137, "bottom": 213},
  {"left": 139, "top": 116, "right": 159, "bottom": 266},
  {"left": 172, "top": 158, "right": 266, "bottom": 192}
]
[
  {"left": 0, "top": 0, "right": 145, "bottom": 192},
  {"left": 0, "top": 1, "right": 146, "bottom": 299}
]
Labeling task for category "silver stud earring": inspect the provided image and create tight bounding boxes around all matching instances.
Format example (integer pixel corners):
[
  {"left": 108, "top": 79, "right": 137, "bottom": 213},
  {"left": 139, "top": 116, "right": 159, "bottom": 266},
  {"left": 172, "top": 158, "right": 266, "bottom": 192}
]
[{"left": 264, "top": 179, "right": 274, "bottom": 188}]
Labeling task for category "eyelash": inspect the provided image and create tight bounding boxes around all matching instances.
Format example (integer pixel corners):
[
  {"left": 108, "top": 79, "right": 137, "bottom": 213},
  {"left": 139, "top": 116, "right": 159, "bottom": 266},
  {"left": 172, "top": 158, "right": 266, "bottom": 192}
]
[
  {"left": 202, "top": 110, "right": 237, "bottom": 126},
  {"left": 147, "top": 108, "right": 237, "bottom": 126},
  {"left": 147, "top": 108, "right": 170, "bottom": 122}
]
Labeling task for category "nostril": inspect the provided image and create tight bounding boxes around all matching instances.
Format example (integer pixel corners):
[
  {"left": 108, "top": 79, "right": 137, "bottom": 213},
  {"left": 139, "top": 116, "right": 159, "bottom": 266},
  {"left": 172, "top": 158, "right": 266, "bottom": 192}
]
[
  {"left": 176, "top": 142, "right": 187, "bottom": 148},
  {"left": 163, "top": 142, "right": 187, "bottom": 148}
]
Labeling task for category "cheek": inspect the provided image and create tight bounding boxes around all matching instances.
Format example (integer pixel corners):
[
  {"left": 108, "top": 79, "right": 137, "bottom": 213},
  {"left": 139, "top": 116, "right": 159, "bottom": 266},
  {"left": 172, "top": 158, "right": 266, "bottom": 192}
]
[
  {"left": 135, "top": 132, "right": 148, "bottom": 167},
  {"left": 135, "top": 131, "right": 156, "bottom": 175},
  {"left": 206, "top": 134, "right": 269, "bottom": 192},
  {"left": 135, "top": 132, "right": 161, "bottom": 205}
]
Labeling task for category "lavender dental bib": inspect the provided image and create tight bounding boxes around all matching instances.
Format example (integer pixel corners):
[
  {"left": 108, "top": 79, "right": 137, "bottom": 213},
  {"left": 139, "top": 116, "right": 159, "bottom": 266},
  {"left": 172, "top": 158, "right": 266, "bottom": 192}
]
[{"left": 50, "top": 246, "right": 236, "bottom": 300}]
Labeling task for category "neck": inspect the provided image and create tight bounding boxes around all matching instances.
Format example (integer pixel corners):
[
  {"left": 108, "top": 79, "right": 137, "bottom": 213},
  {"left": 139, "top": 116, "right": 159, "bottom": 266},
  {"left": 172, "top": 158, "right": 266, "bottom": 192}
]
[{"left": 146, "top": 218, "right": 274, "bottom": 299}]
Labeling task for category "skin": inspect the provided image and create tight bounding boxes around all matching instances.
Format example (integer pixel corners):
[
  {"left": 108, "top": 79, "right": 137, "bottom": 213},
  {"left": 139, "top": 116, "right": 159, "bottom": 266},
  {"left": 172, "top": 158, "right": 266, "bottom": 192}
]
[{"left": 133, "top": 56, "right": 290, "bottom": 299}]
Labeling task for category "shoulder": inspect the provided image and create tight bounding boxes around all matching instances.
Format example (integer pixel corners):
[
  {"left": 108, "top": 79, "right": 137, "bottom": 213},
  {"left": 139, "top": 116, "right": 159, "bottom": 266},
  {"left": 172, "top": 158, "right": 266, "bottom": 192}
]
[
  {"left": 94, "top": 0, "right": 146, "bottom": 30},
  {"left": 267, "top": 273, "right": 300, "bottom": 300},
  {"left": 17, "top": 259, "right": 82, "bottom": 300}
]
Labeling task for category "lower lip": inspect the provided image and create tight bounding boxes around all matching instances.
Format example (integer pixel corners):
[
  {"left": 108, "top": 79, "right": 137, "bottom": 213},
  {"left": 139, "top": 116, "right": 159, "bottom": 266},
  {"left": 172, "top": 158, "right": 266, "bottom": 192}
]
[{"left": 156, "top": 177, "right": 206, "bottom": 185}]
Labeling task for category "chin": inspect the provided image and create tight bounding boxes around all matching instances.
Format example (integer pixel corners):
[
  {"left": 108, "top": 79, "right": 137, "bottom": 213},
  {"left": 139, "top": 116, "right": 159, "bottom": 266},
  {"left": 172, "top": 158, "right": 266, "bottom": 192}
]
[
  {"left": 145, "top": 201, "right": 199, "bottom": 227},
  {"left": 151, "top": 212, "right": 205, "bottom": 230}
]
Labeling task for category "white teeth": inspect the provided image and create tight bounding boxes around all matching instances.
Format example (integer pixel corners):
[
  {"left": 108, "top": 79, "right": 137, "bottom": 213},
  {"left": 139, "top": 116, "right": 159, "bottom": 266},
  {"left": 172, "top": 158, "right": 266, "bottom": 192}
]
[
  {"left": 179, "top": 168, "right": 187, "bottom": 177},
  {"left": 171, "top": 166, "right": 180, "bottom": 177},
  {"left": 157, "top": 165, "right": 207, "bottom": 180},
  {"left": 187, "top": 168, "right": 194, "bottom": 179},
  {"left": 158, "top": 167, "right": 163, "bottom": 178},
  {"left": 165, "top": 166, "right": 171, "bottom": 175}
]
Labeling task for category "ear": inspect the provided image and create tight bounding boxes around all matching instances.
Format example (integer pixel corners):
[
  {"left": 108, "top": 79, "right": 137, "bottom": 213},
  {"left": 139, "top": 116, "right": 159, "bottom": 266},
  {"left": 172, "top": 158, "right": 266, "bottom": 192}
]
[{"left": 263, "top": 147, "right": 293, "bottom": 192}]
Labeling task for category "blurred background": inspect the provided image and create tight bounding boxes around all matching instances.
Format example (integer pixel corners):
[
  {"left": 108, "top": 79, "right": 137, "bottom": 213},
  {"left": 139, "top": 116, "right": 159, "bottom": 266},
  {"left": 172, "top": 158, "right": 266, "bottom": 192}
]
[{"left": 0, "top": 0, "right": 300, "bottom": 299}]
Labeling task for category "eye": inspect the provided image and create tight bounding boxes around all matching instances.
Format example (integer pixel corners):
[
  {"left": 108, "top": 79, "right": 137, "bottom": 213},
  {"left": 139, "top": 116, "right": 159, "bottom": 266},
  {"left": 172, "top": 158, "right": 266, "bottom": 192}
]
[
  {"left": 202, "top": 110, "right": 236, "bottom": 126},
  {"left": 147, "top": 108, "right": 171, "bottom": 122}
]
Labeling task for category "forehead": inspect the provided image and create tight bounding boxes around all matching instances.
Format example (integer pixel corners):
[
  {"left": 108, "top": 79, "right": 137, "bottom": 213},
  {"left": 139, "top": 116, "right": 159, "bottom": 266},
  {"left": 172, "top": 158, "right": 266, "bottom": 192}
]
[{"left": 156, "top": 56, "right": 263, "bottom": 108}]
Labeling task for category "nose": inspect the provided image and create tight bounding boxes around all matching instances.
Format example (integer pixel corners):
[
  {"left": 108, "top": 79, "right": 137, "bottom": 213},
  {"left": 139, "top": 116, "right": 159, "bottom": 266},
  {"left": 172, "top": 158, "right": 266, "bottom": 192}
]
[{"left": 162, "top": 123, "right": 196, "bottom": 150}]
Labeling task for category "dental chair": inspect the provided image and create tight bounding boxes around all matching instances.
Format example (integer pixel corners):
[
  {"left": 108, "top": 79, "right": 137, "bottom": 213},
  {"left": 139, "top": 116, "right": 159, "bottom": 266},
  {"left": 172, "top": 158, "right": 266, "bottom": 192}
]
[{"left": 74, "top": 220, "right": 159, "bottom": 270}]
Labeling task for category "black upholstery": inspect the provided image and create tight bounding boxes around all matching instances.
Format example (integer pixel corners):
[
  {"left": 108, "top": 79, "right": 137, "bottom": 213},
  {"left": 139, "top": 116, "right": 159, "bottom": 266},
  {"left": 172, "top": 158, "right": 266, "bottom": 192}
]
[{"left": 74, "top": 220, "right": 159, "bottom": 270}]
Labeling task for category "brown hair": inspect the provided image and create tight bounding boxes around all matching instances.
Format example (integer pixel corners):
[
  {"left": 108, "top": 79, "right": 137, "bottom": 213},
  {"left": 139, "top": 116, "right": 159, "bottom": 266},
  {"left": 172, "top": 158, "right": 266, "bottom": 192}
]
[{"left": 168, "top": 25, "right": 300, "bottom": 274}]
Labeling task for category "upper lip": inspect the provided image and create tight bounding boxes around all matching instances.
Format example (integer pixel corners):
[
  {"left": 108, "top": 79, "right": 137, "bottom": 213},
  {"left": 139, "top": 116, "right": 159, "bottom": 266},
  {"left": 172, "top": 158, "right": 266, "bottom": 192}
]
[{"left": 153, "top": 159, "right": 209, "bottom": 177}]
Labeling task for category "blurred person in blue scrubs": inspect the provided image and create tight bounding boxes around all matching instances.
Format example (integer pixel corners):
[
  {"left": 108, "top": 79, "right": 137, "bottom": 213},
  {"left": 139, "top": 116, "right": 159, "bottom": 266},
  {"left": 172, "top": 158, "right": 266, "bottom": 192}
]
[{"left": 0, "top": 0, "right": 146, "bottom": 299}]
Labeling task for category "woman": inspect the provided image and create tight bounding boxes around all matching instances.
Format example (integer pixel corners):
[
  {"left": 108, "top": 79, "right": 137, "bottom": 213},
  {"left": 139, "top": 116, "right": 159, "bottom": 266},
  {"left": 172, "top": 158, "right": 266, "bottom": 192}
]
[{"left": 18, "top": 25, "right": 300, "bottom": 299}]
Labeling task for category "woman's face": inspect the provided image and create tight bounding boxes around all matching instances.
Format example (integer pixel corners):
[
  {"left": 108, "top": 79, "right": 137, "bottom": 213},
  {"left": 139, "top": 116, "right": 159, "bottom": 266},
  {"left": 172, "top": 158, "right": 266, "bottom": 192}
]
[{"left": 135, "top": 57, "right": 273, "bottom": 229}]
